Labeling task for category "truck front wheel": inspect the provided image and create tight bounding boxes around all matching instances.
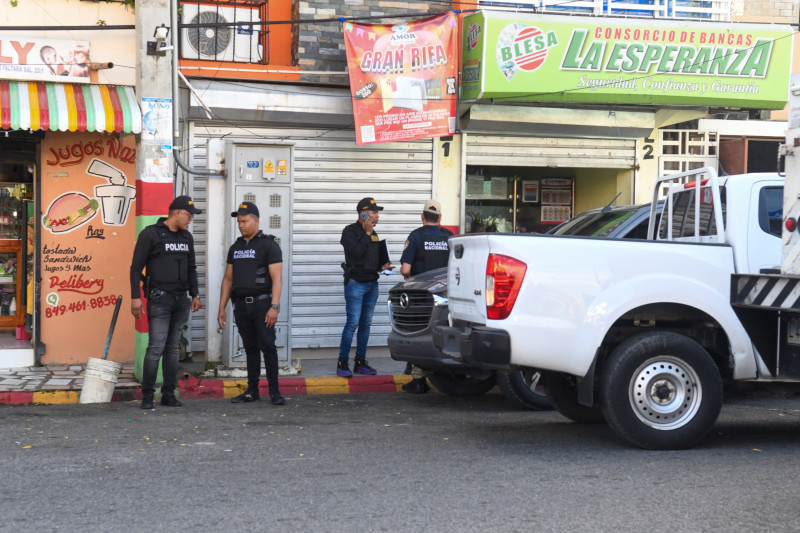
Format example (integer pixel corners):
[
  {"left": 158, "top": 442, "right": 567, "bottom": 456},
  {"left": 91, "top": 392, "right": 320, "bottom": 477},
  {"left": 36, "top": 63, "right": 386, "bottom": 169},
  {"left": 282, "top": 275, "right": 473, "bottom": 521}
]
[
  {"left": 541, "top": 372, "right": 605, "bottom": 424},
  {"left": 601, "top": 331, "right": 723, "bottom": 450}
]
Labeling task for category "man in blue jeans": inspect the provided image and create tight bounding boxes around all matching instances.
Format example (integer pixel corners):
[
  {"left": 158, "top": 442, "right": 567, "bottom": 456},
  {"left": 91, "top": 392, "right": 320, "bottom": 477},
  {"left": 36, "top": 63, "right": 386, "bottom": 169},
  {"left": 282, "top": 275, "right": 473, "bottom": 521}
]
[
  {"left": 130, "top": 196, "right": 203, "bottom": 409},
  {"left": 337, "top": 197, "right": 392, "bottom": 377}
]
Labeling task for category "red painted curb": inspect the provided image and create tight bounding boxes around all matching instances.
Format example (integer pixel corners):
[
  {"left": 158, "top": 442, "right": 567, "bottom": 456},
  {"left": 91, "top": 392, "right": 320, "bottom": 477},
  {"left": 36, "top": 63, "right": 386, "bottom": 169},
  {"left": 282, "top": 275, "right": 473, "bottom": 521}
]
[
  {"left": 179, "top": 375, "right": 224, "bottom": 399},
  {"left": 348, "top": 375, "right": 398, "bottom": 393},
  {"left": 0, "top": 375, "right": 409, "bottom": 405},
  {"left": 0, "top": 391, "right": 34, "bottom": 405}
]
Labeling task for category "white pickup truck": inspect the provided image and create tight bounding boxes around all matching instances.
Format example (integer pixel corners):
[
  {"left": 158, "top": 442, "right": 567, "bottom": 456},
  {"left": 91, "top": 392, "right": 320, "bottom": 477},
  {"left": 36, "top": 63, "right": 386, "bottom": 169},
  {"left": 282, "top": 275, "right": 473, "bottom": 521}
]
[{"left": 435, "top": 168, "right": 787, "bottom": 449}]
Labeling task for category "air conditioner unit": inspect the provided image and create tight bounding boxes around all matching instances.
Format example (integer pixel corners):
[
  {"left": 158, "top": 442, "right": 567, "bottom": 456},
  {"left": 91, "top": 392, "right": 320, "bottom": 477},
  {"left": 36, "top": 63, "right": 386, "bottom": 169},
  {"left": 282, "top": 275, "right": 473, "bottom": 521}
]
[{"left": 181, "top": 4, "right": 262, "bottom": 63}]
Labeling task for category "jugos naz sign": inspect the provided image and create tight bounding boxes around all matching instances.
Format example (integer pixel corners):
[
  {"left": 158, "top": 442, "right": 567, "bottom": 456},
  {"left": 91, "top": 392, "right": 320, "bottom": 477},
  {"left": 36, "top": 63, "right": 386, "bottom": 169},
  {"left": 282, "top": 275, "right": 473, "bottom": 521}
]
[{"left": 461, "top": 11, "right": 793, "bottom": 109}]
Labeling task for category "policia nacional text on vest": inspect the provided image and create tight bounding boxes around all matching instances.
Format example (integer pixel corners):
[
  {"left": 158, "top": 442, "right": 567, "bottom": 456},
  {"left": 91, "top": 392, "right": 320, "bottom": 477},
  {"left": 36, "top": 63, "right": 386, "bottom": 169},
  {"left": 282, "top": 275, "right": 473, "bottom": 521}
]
[
  {"left": 230, "top": 232, "right": 278, "bottom": 297},
  {"left": 409, "top": 226, "right": 453, "bottom": 276}
]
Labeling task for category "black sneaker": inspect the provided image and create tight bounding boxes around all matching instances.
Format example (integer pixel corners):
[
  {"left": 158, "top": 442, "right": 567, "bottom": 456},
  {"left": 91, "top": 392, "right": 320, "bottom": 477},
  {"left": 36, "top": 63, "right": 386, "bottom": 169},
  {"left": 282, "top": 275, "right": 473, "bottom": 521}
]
[
  {"left": 404, "top": 362, "right": 413, "bottom": 375},
  {"left": 231, "top": 390, "right": 260, "bottom": 403},
  {"left": 270, "top": 394, "right": 285, "bottom": 406},
  {"left": 354, "top": 359, "right": 377, "bottom": 375},
  {"left": 336, "top": 360, "right": 353, "bottom": 378},
  {"left": 402, "top": 378, "right": 430, "bottom": 394},
  {"left": 141, "top": 395, "right": 154, "bottom": 409},
  {"left": 160, "top": 395, "right": 183, "bottom": 407}
]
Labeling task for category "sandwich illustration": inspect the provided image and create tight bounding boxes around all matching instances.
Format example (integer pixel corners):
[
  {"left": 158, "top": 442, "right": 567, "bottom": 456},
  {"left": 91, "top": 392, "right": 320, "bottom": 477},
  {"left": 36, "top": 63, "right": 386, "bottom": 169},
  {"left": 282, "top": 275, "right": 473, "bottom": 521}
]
[{"left": 43, "top": 192, "right": 99, "bottom": 233}]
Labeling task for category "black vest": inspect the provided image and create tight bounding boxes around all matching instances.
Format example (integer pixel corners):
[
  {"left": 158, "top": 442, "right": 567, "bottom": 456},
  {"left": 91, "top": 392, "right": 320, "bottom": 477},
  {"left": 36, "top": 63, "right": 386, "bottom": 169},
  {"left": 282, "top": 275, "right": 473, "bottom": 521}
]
[
  {"left": 410, "top": 226, "right": 452, "bottom": 275},
  {"left": 231, "top": 233, "right": 275, "bottom": 295},
  {"left": 146, "top": 227, "right": 191, "bottom": 286}
]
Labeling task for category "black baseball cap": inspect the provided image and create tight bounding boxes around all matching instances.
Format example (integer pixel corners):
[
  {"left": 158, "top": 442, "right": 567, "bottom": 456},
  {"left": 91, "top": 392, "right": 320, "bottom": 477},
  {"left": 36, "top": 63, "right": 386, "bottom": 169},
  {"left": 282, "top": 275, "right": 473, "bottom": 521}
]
[
  {"left": 169, "top": 195, "right": 202, "bottom": 214},
  {"left": 231, "top": 201, "right": 259, "bottom": 218},
  {"left": 357, "top": 197, "right": 384, "bottom": 212}
]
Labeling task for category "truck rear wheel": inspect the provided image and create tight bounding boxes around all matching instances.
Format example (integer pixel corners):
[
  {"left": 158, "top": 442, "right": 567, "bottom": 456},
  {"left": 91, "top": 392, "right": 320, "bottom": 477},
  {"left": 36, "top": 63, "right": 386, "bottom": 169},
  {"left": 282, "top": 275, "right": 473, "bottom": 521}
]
[
  {"left": 427, "top": 372, "right": 497, "bottom": 397},
  {"left": 541, "top": 372, "right": 605, "bottom": 424},
  {"left": 497, "top": 369, "right": 552, "bottom": 411},
  {"left": 601, "top": 331, "right": 723, "bottom": 450}
]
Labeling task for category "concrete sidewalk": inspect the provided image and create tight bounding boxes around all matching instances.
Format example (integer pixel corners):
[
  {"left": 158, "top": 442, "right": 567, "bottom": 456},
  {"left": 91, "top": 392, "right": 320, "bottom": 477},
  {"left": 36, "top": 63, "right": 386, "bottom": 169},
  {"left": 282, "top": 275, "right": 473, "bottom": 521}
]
[{"left": 0, "top": 357, "right": 413, "bottom": 405}]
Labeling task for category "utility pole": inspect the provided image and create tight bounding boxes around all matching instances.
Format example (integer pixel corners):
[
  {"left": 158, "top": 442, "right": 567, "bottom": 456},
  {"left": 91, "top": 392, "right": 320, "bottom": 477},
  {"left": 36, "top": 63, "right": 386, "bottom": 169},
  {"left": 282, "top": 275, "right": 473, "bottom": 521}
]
[{"left": 133, "top": 0, "right": 176, "bottom": 382}]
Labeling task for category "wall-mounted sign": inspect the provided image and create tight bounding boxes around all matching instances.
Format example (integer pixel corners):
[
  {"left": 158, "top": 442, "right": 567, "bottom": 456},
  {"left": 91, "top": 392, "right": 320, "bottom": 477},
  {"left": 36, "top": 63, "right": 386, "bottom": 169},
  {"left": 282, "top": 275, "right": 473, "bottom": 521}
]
[
  {"left": 344, "top": 13, "right": 459, "bottom": 145},
  {"left": 461, "top": 11, "right": 793, "bottom": 109},
  {"left": 0, "top": 36, "right": 91, "bottom": 83},
  {"left": 40, "top": 132, "right": 136, "bottom": 363}
]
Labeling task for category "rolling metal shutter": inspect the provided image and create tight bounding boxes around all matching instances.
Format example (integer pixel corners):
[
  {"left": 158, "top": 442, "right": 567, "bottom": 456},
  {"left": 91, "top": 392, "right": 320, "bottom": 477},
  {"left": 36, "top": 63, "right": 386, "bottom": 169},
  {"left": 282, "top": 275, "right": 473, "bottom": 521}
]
[
  {"left": 465, "top": 134, "right": 636, "bottom": 168},
  {"left": 187, "top": 124, "right": 434, "bottom": 352}
]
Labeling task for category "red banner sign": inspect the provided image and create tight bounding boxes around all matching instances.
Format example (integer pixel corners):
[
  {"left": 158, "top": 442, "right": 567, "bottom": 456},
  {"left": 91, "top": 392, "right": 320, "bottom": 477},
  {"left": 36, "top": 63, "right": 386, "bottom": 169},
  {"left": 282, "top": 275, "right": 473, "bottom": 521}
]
[{"left": 343, "top": 13, "right": 458, "bottom": 145}]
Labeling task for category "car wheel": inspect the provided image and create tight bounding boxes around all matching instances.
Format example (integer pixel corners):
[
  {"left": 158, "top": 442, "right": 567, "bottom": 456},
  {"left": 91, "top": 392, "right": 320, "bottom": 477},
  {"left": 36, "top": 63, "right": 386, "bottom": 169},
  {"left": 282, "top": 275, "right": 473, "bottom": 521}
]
[
  {"left": 601, "top": 331, "right": 723, "bottom": 450},
  {"left": 497, "top": 369, "right": 552, "bottom": 411},
  {"left": 427, "top": 372, "right": 497, "bottom": 397},
  {"left": 541, "top": 371, "right": 605, "bottom": 424}
]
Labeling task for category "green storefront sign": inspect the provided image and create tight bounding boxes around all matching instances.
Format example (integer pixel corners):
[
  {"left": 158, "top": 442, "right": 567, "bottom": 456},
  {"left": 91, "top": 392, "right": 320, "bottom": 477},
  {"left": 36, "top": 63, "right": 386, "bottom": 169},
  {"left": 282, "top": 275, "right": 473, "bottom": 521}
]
[{"left": 461, "top": 11, "right": 793, "bottom": 109}]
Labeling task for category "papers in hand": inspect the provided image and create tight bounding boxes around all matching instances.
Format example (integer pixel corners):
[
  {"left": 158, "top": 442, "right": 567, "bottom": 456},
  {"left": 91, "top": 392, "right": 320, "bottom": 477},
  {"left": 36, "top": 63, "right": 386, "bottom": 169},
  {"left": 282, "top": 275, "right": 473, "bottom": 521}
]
[{"left": 380, "top": 240, "right": 395, "bottom": 275}]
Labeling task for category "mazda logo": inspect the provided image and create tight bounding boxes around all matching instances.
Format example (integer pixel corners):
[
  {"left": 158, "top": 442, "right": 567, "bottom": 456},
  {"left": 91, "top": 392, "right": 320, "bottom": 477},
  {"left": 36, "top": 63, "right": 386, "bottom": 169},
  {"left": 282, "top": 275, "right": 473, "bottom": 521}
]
[{"left": 399, "top": 293, "right": 410, "bottom": 309}]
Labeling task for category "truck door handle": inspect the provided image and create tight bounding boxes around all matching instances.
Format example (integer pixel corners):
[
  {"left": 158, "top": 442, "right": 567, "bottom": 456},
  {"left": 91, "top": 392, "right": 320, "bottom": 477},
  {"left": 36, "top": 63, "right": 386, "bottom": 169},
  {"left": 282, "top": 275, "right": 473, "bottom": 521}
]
[{"left": 454, "top": 244, "right": 463, "bottom": 259}]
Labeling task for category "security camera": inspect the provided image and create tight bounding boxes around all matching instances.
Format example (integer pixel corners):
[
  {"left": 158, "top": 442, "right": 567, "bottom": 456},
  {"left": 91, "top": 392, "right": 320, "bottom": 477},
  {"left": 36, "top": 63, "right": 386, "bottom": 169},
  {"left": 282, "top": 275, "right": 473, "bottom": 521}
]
[{"left": 154, "top": 24, "right": 169, "bottom": 42}]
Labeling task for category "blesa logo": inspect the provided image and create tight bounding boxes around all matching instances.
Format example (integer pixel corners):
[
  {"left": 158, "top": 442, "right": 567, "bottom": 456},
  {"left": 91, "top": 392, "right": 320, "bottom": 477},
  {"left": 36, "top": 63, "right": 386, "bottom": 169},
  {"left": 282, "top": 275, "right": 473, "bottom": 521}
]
[
  {"left": 390, "top": 24, "right": 417, "bottom": 45},
  {"left": 466, "top": 23, "right": 481, "bottom": 51},
  {"left": 500, "top": 26, "right": 558, "bottom": 72}
]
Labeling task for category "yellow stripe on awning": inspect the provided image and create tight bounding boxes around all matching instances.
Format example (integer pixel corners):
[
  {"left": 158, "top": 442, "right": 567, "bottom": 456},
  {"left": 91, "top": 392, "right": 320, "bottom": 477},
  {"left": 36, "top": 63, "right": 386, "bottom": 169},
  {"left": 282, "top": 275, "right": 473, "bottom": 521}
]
[{"left": 0, "top": 81, "right": 141, "bottom": 134}]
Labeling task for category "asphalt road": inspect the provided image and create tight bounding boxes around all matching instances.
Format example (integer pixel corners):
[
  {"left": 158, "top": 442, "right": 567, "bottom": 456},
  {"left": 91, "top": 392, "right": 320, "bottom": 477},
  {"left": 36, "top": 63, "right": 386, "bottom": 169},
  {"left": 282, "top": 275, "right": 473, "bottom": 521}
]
[{"left": 2, "top": 390, "right": 800, "bottom": 532}]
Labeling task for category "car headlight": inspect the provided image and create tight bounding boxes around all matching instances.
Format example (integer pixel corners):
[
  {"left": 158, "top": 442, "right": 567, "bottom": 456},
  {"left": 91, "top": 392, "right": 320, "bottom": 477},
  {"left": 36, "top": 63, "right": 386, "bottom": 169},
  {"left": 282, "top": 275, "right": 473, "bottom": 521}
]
[{"left": 433, "top": 294, "right": 448, "bottom": 307}]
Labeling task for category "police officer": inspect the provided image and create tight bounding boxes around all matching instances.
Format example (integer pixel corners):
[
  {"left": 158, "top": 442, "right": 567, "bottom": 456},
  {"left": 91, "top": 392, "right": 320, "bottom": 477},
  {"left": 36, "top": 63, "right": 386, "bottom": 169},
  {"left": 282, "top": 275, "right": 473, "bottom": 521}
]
[
  {"left": 337, "top": 197, "right": 392, "bottom": 377},
  {"left": 217, "top": 202, "right": 285, "bottom": 405},
  {"left": 399, "top": 199, "right": 453, "bottom": 394},
  {"left": 130, "top": 195, "right": 203, "bottom": 409}
]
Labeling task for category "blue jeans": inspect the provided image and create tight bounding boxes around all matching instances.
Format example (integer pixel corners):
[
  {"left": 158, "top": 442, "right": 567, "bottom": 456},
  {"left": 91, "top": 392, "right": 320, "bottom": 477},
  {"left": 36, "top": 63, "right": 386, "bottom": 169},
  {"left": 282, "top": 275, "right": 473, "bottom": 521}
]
[
  {"left": 142, "top": 293, "right": 191, "bottom": 397},
  {"left": 338, "top": 279, "right": 379, "bottom": 362}
]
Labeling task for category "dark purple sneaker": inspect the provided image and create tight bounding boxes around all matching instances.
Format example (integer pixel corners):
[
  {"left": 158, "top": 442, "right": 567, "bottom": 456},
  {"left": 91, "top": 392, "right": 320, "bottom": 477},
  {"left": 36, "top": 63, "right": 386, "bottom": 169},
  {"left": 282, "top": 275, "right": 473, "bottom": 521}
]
[
  {"left": 354, "top": 360, "right": 377, "bottom": 375},
  {"left": 337, "top": 360, "right": 352, "bottom": 378}
]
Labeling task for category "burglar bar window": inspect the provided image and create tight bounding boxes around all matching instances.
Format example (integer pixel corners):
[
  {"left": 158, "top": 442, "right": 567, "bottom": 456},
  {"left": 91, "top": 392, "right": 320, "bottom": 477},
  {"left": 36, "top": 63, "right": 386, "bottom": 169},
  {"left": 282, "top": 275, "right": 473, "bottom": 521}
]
[{"left": 179, "top": 0, "right": 269, "bottom": 64}]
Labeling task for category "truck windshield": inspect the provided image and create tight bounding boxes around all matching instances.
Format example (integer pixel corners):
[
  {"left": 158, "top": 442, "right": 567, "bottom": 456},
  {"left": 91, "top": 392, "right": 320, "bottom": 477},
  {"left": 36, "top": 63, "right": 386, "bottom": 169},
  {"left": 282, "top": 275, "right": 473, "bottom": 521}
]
[{"left": 552, "top": 209, "right": 637, "bottom": 237}]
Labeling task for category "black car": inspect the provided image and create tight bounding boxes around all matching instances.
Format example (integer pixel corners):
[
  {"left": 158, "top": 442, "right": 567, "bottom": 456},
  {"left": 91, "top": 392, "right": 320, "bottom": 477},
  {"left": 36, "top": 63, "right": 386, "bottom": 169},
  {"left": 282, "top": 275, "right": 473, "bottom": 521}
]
[{"left": 387, "top": 202, "right": 662, "bottom": 409}]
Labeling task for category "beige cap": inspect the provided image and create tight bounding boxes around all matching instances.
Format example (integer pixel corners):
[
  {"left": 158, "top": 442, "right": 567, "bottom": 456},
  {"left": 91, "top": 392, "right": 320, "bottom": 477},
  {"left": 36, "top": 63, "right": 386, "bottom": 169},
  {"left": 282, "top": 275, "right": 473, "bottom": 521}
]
[{"left": 423, "top": 200, "right": 441, "bottom": 215}]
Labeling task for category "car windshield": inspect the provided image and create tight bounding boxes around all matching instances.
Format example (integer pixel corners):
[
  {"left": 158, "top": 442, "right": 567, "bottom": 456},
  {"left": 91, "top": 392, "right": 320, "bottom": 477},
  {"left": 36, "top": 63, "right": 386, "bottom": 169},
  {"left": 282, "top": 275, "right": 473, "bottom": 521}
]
[{"left": 552, "top": 208, "right": 638, "bottom": 237}]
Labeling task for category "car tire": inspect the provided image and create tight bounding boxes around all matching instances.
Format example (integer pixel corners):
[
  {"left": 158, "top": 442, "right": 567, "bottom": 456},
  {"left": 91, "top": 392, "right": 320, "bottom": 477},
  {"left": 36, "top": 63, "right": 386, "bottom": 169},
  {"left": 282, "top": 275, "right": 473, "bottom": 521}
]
[
  {"left": 497, "top": 369, "right": 552, "bottom": 411},
  {"left": 600, "top": 331, "right": 723, "bottom": 450},
  {"left": 427, "top": 372, "right": 497, "bottom": 397},
  {"left": 541, "top": 371, "right": 605, "bottom": 424}
]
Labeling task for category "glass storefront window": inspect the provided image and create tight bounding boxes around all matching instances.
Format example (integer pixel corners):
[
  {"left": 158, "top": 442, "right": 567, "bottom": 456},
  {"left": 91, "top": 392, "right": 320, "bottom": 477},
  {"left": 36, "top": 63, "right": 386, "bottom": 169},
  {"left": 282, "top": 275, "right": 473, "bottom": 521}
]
[
  {"left": 0, "top": 185, "right": 31, "bottom": 240},
  {"left": 465, "top": 166, "right": 574, "bottom": 234}
]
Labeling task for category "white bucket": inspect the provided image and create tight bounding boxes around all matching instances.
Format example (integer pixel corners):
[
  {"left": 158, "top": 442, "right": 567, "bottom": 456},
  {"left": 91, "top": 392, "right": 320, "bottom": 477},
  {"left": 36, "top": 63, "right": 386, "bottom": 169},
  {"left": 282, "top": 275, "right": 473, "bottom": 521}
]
[{"left": 79, "top": 357, "right": 122, "bottom": 404}]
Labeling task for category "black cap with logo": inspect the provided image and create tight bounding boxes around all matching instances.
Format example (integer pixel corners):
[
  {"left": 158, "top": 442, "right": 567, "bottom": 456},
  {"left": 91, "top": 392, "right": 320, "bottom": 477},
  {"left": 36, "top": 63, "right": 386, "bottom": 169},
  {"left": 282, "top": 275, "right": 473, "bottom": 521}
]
[
  {"left": 356, "top": 197, "right": 384, "bottom": 212},
  {"left": 169, "top": 195, "right": 202, "bottom": 214},
  {"left": 231, "top": 201, "right": 260, "bottom": 218}
]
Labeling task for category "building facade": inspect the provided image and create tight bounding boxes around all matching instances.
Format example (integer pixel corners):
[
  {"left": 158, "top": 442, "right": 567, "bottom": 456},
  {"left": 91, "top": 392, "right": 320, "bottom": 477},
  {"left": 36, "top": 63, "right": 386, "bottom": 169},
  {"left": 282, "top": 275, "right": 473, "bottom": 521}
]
[{"left": 0, "top": 0, "right": 141, "bottom": 368}]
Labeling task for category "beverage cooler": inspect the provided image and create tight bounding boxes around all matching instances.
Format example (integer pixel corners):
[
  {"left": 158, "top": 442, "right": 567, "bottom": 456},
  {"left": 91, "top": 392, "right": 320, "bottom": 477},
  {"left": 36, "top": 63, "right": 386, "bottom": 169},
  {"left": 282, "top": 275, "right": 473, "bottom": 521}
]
[
  {"left": 0, "top": 185, "right": 32, "bottom": 328},
  {"left": 464, "top": 168, "right": 574, "bottom": 234}
]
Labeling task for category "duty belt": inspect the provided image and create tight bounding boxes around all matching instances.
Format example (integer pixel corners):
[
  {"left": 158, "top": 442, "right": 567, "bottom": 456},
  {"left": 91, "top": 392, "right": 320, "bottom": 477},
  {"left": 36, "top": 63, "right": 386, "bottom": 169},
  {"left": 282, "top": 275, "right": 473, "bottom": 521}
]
[{"left": 238, "top": 293, "right": 271, "bottom": 304}]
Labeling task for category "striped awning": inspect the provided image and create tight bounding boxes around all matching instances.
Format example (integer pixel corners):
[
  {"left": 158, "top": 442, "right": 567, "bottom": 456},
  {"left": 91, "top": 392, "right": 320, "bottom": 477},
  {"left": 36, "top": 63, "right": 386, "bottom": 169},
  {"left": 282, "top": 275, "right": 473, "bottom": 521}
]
[{"left": 0, "top": 81, "right": 141, "bottom": 134}]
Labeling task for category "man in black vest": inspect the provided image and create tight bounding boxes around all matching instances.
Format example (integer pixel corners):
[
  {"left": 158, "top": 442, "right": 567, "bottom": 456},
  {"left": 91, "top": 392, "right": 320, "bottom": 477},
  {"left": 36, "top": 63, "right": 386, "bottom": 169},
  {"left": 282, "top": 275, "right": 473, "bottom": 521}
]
[
  {"left": 217, "top": 202, "right": 285, "bottom": 405},
  {"left": 337, "top": 197, "right": 392, "bottom": 377},
  {"left": 130, "top": 195, "right": 203, "bottom": 409},
  {"left": 399, "top": 199, "right": 453, "bottom": 393}
]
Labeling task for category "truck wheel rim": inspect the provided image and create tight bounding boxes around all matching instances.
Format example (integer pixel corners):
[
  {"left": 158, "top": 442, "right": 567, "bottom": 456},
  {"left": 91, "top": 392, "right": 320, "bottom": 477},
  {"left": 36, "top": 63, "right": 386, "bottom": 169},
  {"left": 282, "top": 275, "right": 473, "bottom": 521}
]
[{"left": 628, "top": 356, "right": 702, "bottom": 430}]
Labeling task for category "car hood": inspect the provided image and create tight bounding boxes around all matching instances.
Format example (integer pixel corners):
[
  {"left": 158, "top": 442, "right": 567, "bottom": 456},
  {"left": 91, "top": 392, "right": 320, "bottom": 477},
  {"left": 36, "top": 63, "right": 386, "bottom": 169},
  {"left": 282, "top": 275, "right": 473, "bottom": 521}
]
[{"left": 389, "top": 267, "right": 448, "bottom": 295}]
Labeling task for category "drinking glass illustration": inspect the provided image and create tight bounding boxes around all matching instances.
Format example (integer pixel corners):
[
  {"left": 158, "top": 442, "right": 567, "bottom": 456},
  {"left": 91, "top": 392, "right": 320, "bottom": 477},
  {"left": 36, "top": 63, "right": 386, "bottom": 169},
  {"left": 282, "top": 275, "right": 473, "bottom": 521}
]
[{"left": 88, "top": 159, "right": 136, "bottom": 226}]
